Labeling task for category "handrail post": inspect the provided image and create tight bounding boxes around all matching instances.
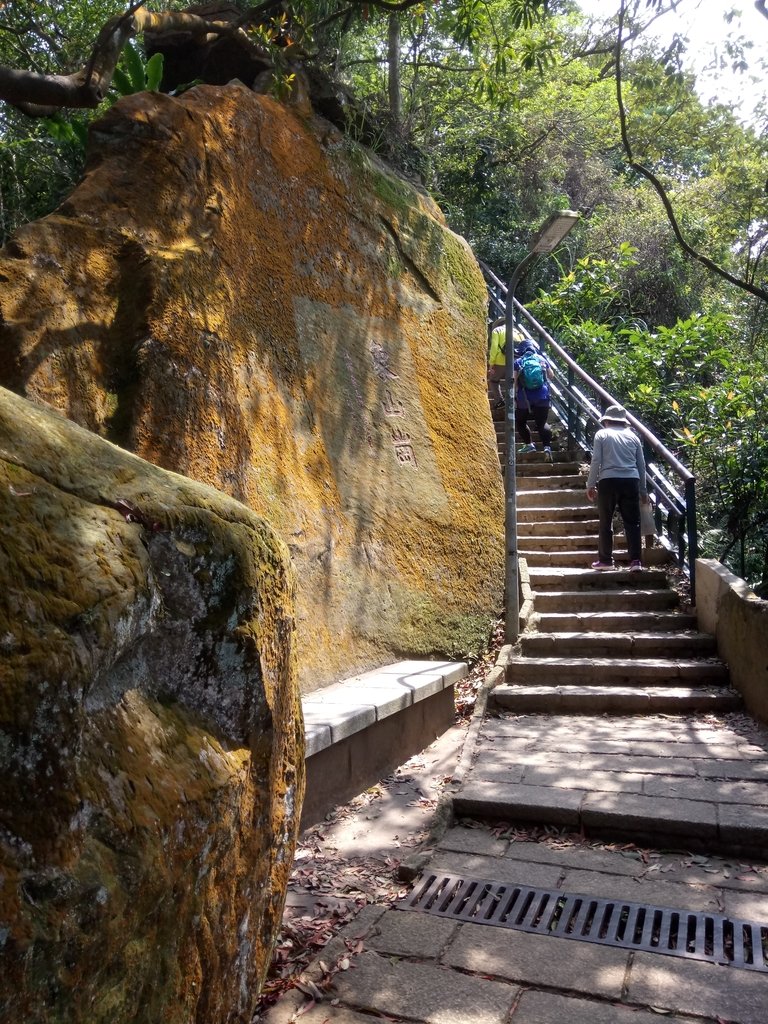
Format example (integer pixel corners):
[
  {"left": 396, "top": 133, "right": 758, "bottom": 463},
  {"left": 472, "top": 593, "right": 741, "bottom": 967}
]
[
  {"left": 685, "top": 478, "right": 698, "bottom": 605},
  {"left": 504, "top": 252, "right": 537, "bottom": 644}
]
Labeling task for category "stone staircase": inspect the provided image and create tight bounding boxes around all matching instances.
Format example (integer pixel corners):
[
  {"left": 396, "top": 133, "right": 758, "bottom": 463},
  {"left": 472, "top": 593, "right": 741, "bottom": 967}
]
[
  {"left": 489, "top": 417, "right": 740, "bottom": 716},
  {"left": 450, "top": 406, "right": 763, "bottom": 853}
]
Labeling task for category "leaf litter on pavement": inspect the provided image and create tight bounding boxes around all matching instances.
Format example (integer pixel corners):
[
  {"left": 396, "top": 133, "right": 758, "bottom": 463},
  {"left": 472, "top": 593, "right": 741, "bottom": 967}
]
[{"left": 255, "top": 619, "right": 506, "bottom": 1018}]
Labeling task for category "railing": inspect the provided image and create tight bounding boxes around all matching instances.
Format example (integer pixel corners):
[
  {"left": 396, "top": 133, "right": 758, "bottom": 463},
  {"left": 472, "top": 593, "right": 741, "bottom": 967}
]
[{"left": 480, "top": 262, "right": 699, "bottom": 603}]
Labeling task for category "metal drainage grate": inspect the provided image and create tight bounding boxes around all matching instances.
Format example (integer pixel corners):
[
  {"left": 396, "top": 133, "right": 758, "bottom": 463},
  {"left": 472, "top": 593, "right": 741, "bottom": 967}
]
[{"left": 396, "top": 872, "right": 768, "bottom": 973}]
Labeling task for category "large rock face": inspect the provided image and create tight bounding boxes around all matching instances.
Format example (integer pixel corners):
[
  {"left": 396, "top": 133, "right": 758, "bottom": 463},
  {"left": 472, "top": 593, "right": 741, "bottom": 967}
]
[
  {"left": 0, "top": 84, "right": 503, "bottom": 690},
  {"left": 0, "top": 387, "right": 303, "bottom": 1023}
]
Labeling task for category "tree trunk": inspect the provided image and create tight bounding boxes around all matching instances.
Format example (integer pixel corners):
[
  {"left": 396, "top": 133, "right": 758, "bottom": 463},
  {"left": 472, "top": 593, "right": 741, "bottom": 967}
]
[{"left": 387, "top": 13, "right": 401, "bottom": 126}]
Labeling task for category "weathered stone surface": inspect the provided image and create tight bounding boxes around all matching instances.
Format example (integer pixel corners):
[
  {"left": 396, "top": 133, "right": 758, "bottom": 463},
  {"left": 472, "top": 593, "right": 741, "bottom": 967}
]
[
  {"left": 0, "top": 387, "right": 303, "bottom": 1023},
  {"left": 0, "top": 85, "right": 503, "bottom": 690}
]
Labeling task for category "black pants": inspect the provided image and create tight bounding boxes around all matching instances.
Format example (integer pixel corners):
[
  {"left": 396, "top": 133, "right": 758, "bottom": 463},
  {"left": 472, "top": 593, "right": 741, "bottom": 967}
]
[
  {"left": 597, "top": 477, "right": 641, "bottom": 562},
  {"left": 515, "top": 402, "right": 551, "bottom": 445}
]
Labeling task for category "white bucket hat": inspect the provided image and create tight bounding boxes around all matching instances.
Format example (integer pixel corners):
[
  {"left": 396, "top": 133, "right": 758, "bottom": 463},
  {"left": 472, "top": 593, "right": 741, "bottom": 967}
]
[{"left": 600, "top": 404, "right": 629, "bottom": 425}]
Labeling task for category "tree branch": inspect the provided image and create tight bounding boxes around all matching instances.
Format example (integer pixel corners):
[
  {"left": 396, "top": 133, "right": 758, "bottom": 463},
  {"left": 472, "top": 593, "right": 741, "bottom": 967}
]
[
  {"left": 0, "top": 5, "right": 275, "bottom": 117},
  {"left": 615, "top": 0, "right": 768, "bottom": 304}
]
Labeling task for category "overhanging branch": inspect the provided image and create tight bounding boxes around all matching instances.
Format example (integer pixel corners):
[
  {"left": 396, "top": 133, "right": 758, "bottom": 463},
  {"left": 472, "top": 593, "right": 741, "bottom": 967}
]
[
  {"left": 1, "top": 4, "right": 274, "bottom": 117},
  {"left": 615, "top": 0, "right": 768, "bottom": 304}
]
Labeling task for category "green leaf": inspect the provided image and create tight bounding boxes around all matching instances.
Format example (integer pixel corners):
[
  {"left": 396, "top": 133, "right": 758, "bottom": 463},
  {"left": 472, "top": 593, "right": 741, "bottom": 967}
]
[
  {"left": 111, "top": 66, "right": 133, "bottom": 98},
  {"left": 145, "top": 52, "right": 164, "bottom": 93},
  {"left": 123, "top": 40, "right": 146, "bottom": 92}
]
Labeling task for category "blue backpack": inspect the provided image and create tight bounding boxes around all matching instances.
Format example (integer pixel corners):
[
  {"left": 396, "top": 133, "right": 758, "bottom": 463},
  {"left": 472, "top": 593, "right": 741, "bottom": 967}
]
[{"left": 518, "top": 350, "right": 546, "bottom": 391}]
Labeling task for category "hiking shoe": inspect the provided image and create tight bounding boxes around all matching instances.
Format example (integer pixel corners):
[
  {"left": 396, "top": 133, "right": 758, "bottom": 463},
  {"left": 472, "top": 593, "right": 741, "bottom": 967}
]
[
  {"left": 518, "top": 443, "right": 537, "bottom": 454},
  {"left": 629, "top": 560, "right": 643, "bottom": 572},
  {"left": 590, "top": 561, "right": 614, "bottom": 570},
  {"left": 544, "top": 446, "right": 553, "bottom": 463}
]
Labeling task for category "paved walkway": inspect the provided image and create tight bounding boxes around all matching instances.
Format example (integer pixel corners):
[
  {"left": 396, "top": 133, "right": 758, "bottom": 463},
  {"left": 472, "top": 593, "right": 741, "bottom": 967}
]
[
  {"left": 262, "top": 702, "right": 768, "bottom": 1024},
  {"left": 456, "top": 710, "right": 768, "bottom": 856}
]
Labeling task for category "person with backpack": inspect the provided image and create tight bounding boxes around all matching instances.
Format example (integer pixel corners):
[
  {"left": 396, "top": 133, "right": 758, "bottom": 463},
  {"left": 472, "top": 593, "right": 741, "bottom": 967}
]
[
  {"left": 513, "top": 339, "right": 554, "bottom": 461},
  {"left": 585, "top": 404, "right": 650, "bottom": 571},
  {"left": 487, "top": 320, "right": 524, "bottom": 408}
]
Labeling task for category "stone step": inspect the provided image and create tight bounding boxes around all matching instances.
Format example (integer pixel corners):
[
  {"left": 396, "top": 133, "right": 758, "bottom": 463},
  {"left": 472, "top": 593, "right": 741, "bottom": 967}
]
[
  {"left": 504, "top": 656, "right": 730, "bottom": 687},
  {"left": 521, "top": 630, "right": 718, "bottom": 659},
  {"left": 518, "top": 521, "right": 599, "bottom": 537},
  {"left": 535, "top": 610, "right": 698, "bottom": 632},
  {"left": 517, "top": 506, "right": 597, "bottom": 522},
  {"left": 502, "top": 450, "right": 576, "bottom": 464},
  {"left": 514, "top": 475, "right": 586, "bottom": 490},
  {"left": 528, "top": 567, "right": 670, "bottom": 589},
  {"left": 534, "top": 589, "right": 679, "bottom": 612},
  {"left": 488, "top": 684, "right": 742, "bottom": 715},
  {"left": 521, "top": 549, "right": 672, "bottom": 568},
  {"left": 516, "top": 462, "right": 583, "bottom": 477},
  {"left": 517, "top": 489, "right": 588, "bottom": 508}
]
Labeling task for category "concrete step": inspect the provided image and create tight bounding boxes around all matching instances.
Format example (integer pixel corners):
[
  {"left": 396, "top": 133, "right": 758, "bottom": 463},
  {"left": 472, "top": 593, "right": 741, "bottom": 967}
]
[
  {"left": 518, "top": 533, "right": 599, "bottom": 549},
  {"left": 488, "top": 684, "right": 742, "bottom": 715},
  {"left": 515, "top": 475, "right": 586, "bottom": 491},
  {"left": 521, "top": 630, "right": 718, "bottom": 659},
  {"left": 516, "top": 462, "right": 583, "bottom": 477},
  {"left": 534, "top": 610, "right": 698, "bottom": 632},
  {"left": 534, "top": 589, "right": 680, "bottom": 612},
  {"left": 517, "top": 506, "right": 597, "bottom": 522},
  {"left": 528, "top": 567, "right": 670, "bottom": 589},
  {"left": 518, "top": 520, "right": 599, "bottom": 537},
  {"left": 517, "top": 489, "right": 589, "bottom": 508},
  {"left": 521, "top": 549, "right": 673, "bottom": 568},
  {"left": 502, "top": 450, "right": 576, "bottom": 465},
  {"left": 504, "top": 655, "right": 730, "bottom": 687}
]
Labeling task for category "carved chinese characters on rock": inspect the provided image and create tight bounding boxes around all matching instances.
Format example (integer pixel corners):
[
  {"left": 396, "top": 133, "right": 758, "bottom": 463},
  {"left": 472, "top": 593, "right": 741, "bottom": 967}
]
[{"left": 369, "top": 341, "right": 417, "bottom": 470}]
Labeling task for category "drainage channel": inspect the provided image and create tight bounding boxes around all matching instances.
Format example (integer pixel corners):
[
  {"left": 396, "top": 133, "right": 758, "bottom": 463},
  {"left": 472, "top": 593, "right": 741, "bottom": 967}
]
[{"left": 396, "top": 872, "right": 768, "bottom": 973}]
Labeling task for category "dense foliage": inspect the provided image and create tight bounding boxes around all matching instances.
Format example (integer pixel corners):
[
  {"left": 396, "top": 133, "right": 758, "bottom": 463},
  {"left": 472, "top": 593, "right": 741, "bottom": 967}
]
[
  {"left": 0, "top": 0, "right": 766, "bottom": 587},
  {"left": 531, "top": 251, "right": 768, "bottom": 588}
]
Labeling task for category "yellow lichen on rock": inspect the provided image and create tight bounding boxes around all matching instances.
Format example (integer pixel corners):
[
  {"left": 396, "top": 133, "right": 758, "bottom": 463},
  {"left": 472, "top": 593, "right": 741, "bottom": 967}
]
[
  {"left": 0, "top": 84, "right": 503, "bottom": 690},
  {"left": 0, "top": 387, "right": 303, "bottom": 1024}
]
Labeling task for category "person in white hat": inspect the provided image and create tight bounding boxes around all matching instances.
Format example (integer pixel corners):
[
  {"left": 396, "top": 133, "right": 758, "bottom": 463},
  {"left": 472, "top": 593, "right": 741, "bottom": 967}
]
[{"left": 585, "top": 405, "right": 650, "bottom": 571}]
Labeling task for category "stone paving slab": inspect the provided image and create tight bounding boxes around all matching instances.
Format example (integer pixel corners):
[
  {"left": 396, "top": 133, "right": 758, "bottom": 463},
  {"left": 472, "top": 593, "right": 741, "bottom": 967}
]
[
  {"left": 696, "top": 759, "right": 768, "bottom": 781},
  {"left": 482, "top": 712, "right": 763, "bottom": 743},
  {"left": 426, "top": 849, "right": 563, "bottom": 890},
  {"left": 519, "top": 766, "right": 648, "bottom": 793},
  {"left": 365, "top": 910, "right": 457, "bottom": 958},
  {"left": 718, "top": 803, "right": 768, "bottom": 848},
  {"left": 438, "top": 825, "right": 509, "bottom": 858},
  {"left": 510, "top": 990, "right": 700, "bottom": 1024},
  {"left": 627, "top": 952, "right": 768, "bottom": 1024},
  {"left": 330, "top": 950, "right": 519, "bottom": 1024},
  {"left": 722, "top": 887, "right": 768, "bottom": 920},
  {"left": 440, "top": 831, "right": 768, "bottom": 896},
  {"left": 442, "top": 922, "right": 628, "bottom": 999},
  {"left": 579, "top": 753, "right": 698, "bottom": 776},
  {"left": 555, "top": 867, "right": 721, "bottom": 913},
  {"left": 455, "top": 781, "right": 584, "bottom": 825},
  {"left": 500, "top": 839, "right": 646, "bottom": 878},
  {"left": 644, "top": 777, "right": 768, "bottom": 805},
  {"left": 581, "top": 792, "right": 719, "bottom": 839},
  {"left": 456, "top": 708, "right": 768, "bottom": 854}
]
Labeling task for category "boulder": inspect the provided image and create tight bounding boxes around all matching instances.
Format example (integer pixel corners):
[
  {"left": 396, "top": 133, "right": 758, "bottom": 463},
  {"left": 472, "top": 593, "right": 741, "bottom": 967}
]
[
  {"left": 0, "top": 84, "right": 504, "bottom": 690},
  {"left": 0, "top": 386, "right": 303, "bottom": 1023}
]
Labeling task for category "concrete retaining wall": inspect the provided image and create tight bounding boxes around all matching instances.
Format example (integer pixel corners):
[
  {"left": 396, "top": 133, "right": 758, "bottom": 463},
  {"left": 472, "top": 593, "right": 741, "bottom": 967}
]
[
  {"left": 696, "top": 558, "right": 768, "bottom": 724},
  {"left": 300, "top": 660, "right": 467, "bottom": 828}
]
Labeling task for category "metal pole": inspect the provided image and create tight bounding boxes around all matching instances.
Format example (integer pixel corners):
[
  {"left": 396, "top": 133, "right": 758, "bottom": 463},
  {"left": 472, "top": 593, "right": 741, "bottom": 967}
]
[
  {"left": 504, "top": 251, "right": 537, "bottom": 643},
  {"left": 685, "top": 477, "right": 698, "bottom": 606}
]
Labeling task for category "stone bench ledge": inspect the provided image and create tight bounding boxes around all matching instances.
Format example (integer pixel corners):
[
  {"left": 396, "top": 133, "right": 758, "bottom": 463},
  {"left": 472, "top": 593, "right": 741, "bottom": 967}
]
[{"left": 302, "top": 659, "right": 468, "bottom": 757}]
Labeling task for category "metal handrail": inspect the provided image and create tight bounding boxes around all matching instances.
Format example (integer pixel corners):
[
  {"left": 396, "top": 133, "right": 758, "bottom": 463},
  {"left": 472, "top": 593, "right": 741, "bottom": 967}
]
[{"left": 482, "top": 266, "right": 698, "bottom": 603}]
